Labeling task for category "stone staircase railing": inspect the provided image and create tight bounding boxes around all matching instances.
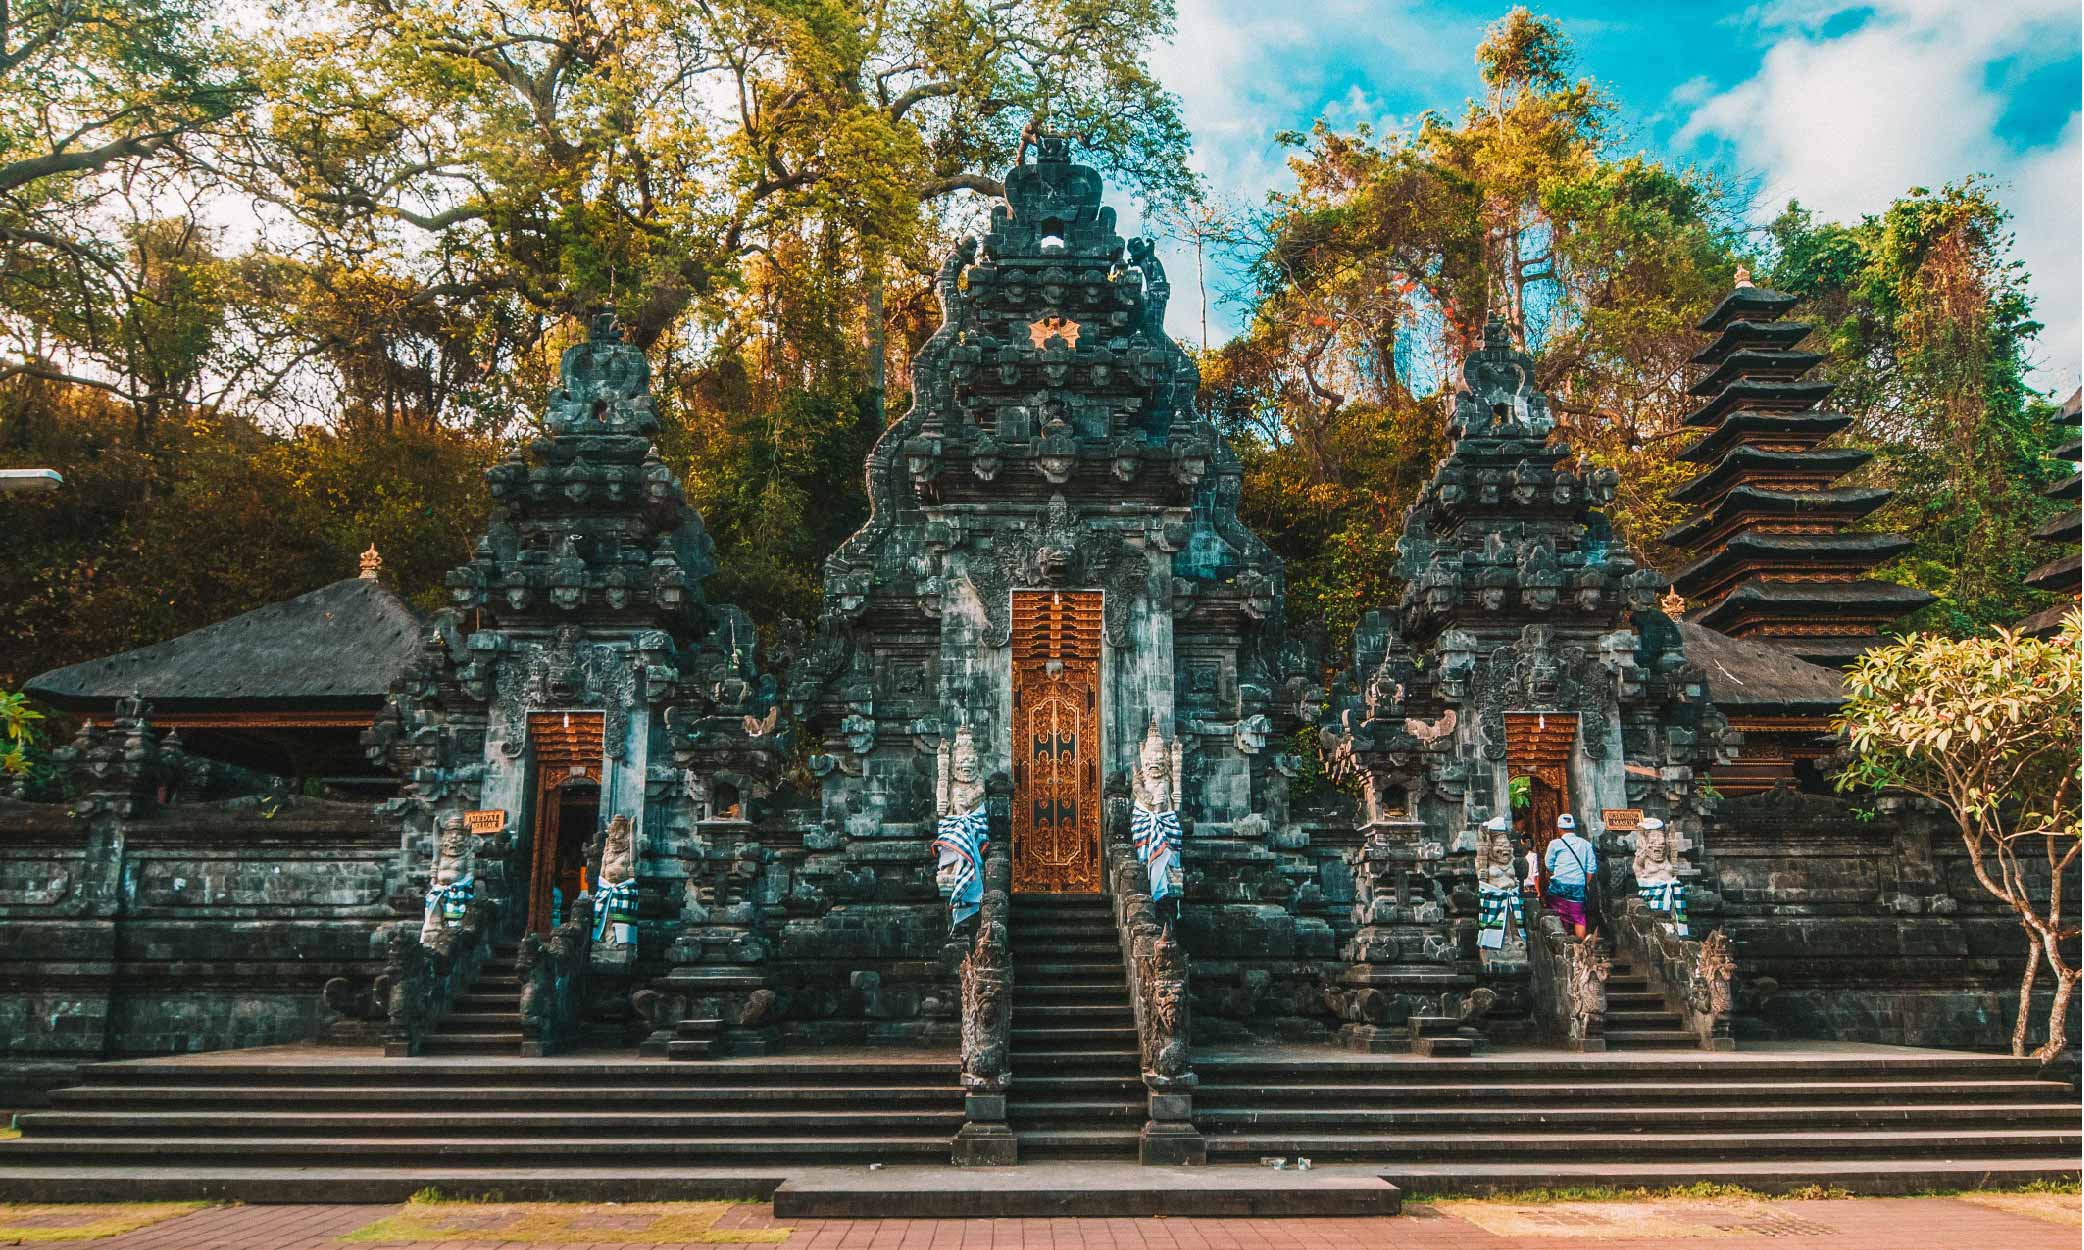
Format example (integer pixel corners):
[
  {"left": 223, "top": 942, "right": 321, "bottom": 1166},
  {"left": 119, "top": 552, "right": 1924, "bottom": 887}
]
[
  {"left": 517, "top": 895, "right": 594, "bottom": 1057},
  {"left": 1104, "top": 792, "right": 1204, "bottom": 1165},
  {"left": 380, "top": 898, "right": 496, "bottom": 1057},
  {"left": 952, "top": 778, "right": 1015, "bottom": 1165},
  {"left": 1612, "top": 897, "right": 1736, "bottom": 1050},
  {"left": 1526, "top": 908, "right": 1609, "bottom": 1052}
]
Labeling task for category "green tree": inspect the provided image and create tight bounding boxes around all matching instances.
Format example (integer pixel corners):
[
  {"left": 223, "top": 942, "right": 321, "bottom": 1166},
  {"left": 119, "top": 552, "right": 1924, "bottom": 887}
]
[
  {"left": 1206, "top": 7, "right": 1742, "bottom": 634},
  {"left": 1767, "top": 181, "right": 2064, "bottom": 634},
  {"left": 1834, "top": 614, "right": 2082, "bottom": 1058}
]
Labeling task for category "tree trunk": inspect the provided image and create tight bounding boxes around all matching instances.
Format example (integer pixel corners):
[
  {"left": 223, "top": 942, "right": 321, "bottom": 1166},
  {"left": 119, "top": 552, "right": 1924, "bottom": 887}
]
[
  {"left": 2039, "top": 968, "right": 2077, "bottom": 1061},
  {"left": 2013, "top": 927, "right": 2042, "bottom": 1057},
  {"left": 865, "top": 263, "right": 886, "bottom": 415}
]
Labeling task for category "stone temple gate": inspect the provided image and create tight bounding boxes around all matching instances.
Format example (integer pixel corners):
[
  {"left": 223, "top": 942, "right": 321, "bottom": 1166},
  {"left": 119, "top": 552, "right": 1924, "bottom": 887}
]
[{"left": 0, "top": 139, "right": 2073, "bottom": 1196}]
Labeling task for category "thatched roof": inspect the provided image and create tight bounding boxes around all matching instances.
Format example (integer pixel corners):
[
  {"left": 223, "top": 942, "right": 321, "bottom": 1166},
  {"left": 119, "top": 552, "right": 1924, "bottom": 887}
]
[
  {"left": 1676, "top": 620, "right": 1845, "bottom": 714},
  {"left": 27, "top": 577, "right": 423, "bottom": 713}
]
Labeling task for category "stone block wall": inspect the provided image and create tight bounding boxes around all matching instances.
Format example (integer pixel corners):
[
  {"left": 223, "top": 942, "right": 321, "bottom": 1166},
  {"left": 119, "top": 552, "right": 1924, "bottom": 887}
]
[
  {"left": 1705, "top": 787, "right": 2079, "bottom": 1048},
  {"left": 0, "top": 795, "right": 399, "bottom": 1104}
]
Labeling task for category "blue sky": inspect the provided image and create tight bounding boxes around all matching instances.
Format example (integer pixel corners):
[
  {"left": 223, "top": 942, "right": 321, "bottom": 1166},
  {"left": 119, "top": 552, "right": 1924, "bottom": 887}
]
[{"left": 1138, "top": 0, "right": 2083, "bottom": 394}]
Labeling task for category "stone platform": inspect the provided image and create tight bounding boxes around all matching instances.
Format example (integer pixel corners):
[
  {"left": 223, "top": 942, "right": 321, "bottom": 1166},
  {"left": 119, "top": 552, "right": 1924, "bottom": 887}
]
[{"left": 0, "top": 1041, "right": 2073, "bottom": 1210}]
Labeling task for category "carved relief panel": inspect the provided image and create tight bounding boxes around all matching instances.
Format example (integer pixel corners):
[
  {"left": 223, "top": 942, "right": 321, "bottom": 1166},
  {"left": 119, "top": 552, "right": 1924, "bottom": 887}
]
[{"left": 1011, "top": 590, "right": 1103, "bottom": 894}]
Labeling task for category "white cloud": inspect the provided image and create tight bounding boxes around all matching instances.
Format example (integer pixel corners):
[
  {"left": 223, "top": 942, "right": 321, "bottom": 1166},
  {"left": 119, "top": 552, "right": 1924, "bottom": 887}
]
[
  {"left": 1142, "top": 0, "right": 1470, "bottom": 344},
  {"left": 1678, "top": 0, "right": 2082, "bottom": 392}
]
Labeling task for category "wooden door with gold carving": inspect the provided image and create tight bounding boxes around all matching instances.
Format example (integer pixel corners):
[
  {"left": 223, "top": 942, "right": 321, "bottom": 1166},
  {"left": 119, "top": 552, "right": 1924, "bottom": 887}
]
[{"left": 1011, "top": 591, "right": 1103, "bottom": 894}]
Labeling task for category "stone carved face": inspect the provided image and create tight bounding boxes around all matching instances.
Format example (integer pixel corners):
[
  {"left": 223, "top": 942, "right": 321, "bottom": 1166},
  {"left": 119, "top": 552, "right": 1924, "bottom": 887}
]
[
  {"left": 434, "top": 816, "right": 473, "bottom": 882},
  {"left": 951, "top": 732, "right": 980, "bottom": 785},
  {"left": 1633, "top": 821, "right": 1677, "bottom": 883}
]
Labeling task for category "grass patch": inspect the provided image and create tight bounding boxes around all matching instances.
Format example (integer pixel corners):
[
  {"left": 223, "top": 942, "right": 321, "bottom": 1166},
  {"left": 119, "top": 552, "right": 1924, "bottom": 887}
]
[
  {"left": 344, "top": 1199, "right": 788, "bottom": 1245},
  {"left": 0, "top": 1203, "right": 207, "bottom": 1243},
  {"left": 1412, "top": 1182, "right": 1832, "bottom": 1204}
]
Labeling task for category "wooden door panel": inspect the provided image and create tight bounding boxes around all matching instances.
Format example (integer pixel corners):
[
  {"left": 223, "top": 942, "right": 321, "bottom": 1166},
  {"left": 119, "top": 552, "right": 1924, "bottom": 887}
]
[{"left": 1011, "top": 591, "right": 1102, "bottom": 895}]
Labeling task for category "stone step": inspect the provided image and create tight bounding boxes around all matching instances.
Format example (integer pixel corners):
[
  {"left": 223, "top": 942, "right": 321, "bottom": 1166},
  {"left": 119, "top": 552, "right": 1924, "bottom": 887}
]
[
  {"left": 1012, "top": 1006, "right": 1134, "bottom": 1024},
  {"left": 437, "top": 1012, "right": 524, "bottom": 1029},
  {"left": 1200, "top": 1127, "right": 2082, "bottom": 1161},
  {"left": 1193, "top": 1103, "right": 2081, "bottom": 1132},
  {"left": 76, "top": 1059, "right": 961, "bottom": 1088},
  {"left": 451, "top": 993, "right": 522, "bottom": 1011},
  {"left": 1014, "top": 1128, "right": 1143, "bottom": 1159},
  {"left": 1190, "top": 1079, "right": 2072, "bottom": 1108},
  {"left": 1605, "top": 992, "right": 1667, "bottom": 1009},
  {"left": 1605, "top": 1028, "right": 1705, "bottom": 1048},
  {"left": 0, "top": 1136, "right": 958, "bottom": 1165},
  {"left": 1010, "top": 1026, "right": 1138, "bottom": 1045},
  {"left": 419, "top": 1034, "right": 526, "bottom": 1055},
  {"left": 1605, "top": 1010, "right": 1686, "bottom": 1027},
  {"left": 1008, "top": 1051, "right": 1143, "bottom": 1073},
  {"left": 1009, "top": 1076, "right": 1147, "bottom": 1098},
  {"left": 21, "top": 1110, "right": 967, "bottom": 1137},
  {"left": 472, "top": 977, "right": 522, "bottom": 992},
  {"left": 1012, "top": 962, "right": 1125, "bottom": 980},
  {"left": 1016, "top": 982, "right": 1131, "bottom": 999},
  {"left": 50, "top": 1084, "right": 963, "bottom": 1110},
  {"left": 1195, "top": 1054, "right": 2050, "bottom": 1082},
  {"left": 1005, "top": 1100, "right": 1146, "bottom": 1123}
]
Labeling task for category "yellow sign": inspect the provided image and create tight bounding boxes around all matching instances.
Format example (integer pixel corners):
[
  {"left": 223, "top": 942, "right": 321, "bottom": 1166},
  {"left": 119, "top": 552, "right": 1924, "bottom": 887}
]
[
  {"left": 1601, "top": 808, "right": 1643, "bottom": 832},
  {"left": 464, "top": 809, "right": 507, "bottom": 835}
]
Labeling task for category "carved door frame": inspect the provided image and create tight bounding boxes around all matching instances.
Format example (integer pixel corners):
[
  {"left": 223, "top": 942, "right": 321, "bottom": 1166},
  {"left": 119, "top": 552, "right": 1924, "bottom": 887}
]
[
  {"left": 1009, "top": 589, "right": 1105, "bottom": 895},
  {"left": 1506, "top": 711, "right": 1579, "bottom": 893},
  {"left": 524, "top": 710, "right": 605, "bottom": 933}
]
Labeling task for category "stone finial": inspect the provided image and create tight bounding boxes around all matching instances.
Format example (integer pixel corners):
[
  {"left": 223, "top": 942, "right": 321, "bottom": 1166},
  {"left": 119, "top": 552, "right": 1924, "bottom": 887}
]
[
  {"left": 359, "top": 545, "right": 383, "bottom": 580},
  {"left": 1660, "top": 585, "right": 1686, "bottom": 617},
  {"left": 1733, "top": 266, "right": 1754, "bottom": 289}
]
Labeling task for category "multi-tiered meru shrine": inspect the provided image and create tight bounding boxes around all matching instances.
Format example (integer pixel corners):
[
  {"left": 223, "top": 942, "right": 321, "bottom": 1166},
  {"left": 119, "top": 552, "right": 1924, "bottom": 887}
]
[
  {"left": 1, "top": 142, "right": 2073, "bottom": 1205},
  {"left": 1664, "top": 272, "right": 1932, "bottom": 667}
]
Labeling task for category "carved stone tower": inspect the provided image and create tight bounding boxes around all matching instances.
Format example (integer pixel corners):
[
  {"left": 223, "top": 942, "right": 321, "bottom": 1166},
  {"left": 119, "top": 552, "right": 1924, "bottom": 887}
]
[{"left": 365, "top": 315, "right": 782, "bottom": 1053}]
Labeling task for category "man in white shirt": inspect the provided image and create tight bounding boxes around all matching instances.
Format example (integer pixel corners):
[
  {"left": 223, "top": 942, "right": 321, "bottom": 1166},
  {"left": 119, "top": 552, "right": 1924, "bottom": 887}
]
[{"left": 1541, "top": 813, "right": 1597, "bottom": 938}]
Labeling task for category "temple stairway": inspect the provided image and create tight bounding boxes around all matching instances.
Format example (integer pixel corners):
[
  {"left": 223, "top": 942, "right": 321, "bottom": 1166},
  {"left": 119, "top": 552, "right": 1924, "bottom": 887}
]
[
  {"left": 420, "top": 941, "right": 526, "bottom": 1055},
  {"left": 4, "top": 1053, "right": 962, "bottom": 1197},
  {"left": 1602, "top": 954, "right": 1699, "bottom": 1049},
  {"left": 1192, "top": 1047, "right": 2080, "bottom": 1186},
  {"left": 1005, "top": 893, "right": 1145, "bottom": 1160}
]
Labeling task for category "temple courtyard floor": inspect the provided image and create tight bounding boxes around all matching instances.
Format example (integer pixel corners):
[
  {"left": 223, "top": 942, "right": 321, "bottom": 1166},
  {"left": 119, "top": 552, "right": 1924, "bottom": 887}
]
[{"left": 0, "top": 1190, "right": 2075, "bottom": 1249}]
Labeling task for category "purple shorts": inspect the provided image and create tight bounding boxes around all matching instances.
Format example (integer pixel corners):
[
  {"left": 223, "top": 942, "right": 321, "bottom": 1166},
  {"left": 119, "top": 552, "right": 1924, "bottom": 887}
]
[{"left": 1547, "top": 896, "right": 1588, "bottom": 928}]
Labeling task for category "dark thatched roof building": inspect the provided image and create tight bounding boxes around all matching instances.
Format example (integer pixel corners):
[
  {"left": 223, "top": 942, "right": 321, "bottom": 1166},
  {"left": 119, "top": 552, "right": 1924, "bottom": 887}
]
[{"left": 26, "top": 573, "right": 422, "bottom": 788}]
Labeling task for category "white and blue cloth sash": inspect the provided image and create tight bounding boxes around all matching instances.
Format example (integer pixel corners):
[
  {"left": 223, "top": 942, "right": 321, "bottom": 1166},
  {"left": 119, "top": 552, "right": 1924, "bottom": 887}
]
[
  {"left": 1130, "top": 805, "right": 1184, "bottom": 903},
  {"left": 1477, "top": 882, "right": 1524, "bottom": 950},
  {"left": 424, "top": 874, "right": 474, "bottom": 929},
  {"left": 592, "top": 877, "right": 641, "bottom": 943},
  {"left": 933, "top": 807, "right": 990, "bottom": 927},
  {"left": 1637, "top": 879, "right": 1690, "bottom": 937}
]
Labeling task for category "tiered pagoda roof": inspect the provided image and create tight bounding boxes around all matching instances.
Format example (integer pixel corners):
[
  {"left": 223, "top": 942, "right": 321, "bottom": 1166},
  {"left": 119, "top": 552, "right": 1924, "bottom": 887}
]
[
  {"left": 1662, "top": 273, "right": 1930, "bottom": 667},
  {"left": 2019, "top": 387, "right": 2082, "bottom": 637}
]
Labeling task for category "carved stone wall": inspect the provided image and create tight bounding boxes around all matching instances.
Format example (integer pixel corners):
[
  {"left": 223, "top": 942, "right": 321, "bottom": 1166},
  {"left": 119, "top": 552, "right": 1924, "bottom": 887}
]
[
  {"left": 1705, "top": 787, "right": 2077, "bottom": 1047},
  {"left": 0, "top": 781, "right": 396, "bottom": 1105}
]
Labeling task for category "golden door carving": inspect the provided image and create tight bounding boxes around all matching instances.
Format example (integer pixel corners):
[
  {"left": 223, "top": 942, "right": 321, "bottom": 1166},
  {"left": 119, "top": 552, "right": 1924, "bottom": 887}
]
[{"left": 1011, "top": 591, "right": 1103, "bottom": 894}]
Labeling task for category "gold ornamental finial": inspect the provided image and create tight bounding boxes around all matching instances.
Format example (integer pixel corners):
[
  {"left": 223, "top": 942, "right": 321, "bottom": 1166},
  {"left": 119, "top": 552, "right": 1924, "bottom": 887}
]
[
  {"left": 359, "top": 545, "right": 383, "bottom": 580},
  {"left": 1733, "top": 266, "right": 1754, "bottom": 289},
  {"left": 1660, "top": 585, "right": 1686, "bottom": 617}
]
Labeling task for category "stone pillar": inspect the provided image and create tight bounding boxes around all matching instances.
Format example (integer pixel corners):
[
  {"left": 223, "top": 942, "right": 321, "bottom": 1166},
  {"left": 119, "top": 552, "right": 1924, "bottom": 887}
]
[{"left": 1139, "top": 1079, "right": 1205, "bottom": 1165}]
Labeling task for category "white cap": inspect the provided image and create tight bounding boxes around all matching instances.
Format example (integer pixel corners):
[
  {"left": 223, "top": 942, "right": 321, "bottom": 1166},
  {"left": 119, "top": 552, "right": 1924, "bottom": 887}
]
[
  {"left": 1556, "top": 813, "right": 1577, "bottom": 832},
  {"left": 1638, "top": 817, "right": 1665, "bottom": 831},
  {"left": 1482, "top": 815, "right": 1511, "bottom": 832}
]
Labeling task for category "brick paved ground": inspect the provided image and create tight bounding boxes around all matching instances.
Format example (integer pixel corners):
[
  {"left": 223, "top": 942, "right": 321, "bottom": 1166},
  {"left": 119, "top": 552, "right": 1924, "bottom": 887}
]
[{"left": 7, "top": 1193, "right": 2074, "bottom": 1250}]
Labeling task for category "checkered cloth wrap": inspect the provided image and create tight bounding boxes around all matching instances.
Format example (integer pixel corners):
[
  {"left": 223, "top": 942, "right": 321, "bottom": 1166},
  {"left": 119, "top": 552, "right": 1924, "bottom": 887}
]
[
  {"left": 424, "top": 875, "right": 474, "bottom": 929},
  {"left": 592, "top": 877, "right": 640, "bottom": 943},
  {"left": 1477, "top": 882, "right": 1524, "bottom": 950},
  {"left": 933, "top": 807, "right": 991, "bottom": 927},
  {"left": 1637, "top": 879, "right": 1690, "bottom": 937},
  {"left": 1131, "top": 805, "right": 1184, "bottom": 903}
]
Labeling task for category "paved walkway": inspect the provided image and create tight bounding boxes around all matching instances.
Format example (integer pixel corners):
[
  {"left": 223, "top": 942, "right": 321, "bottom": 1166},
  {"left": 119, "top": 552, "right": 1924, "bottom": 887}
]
[{"left": 1, "top": 1193, "right": 2073, "bottom": 1249}]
